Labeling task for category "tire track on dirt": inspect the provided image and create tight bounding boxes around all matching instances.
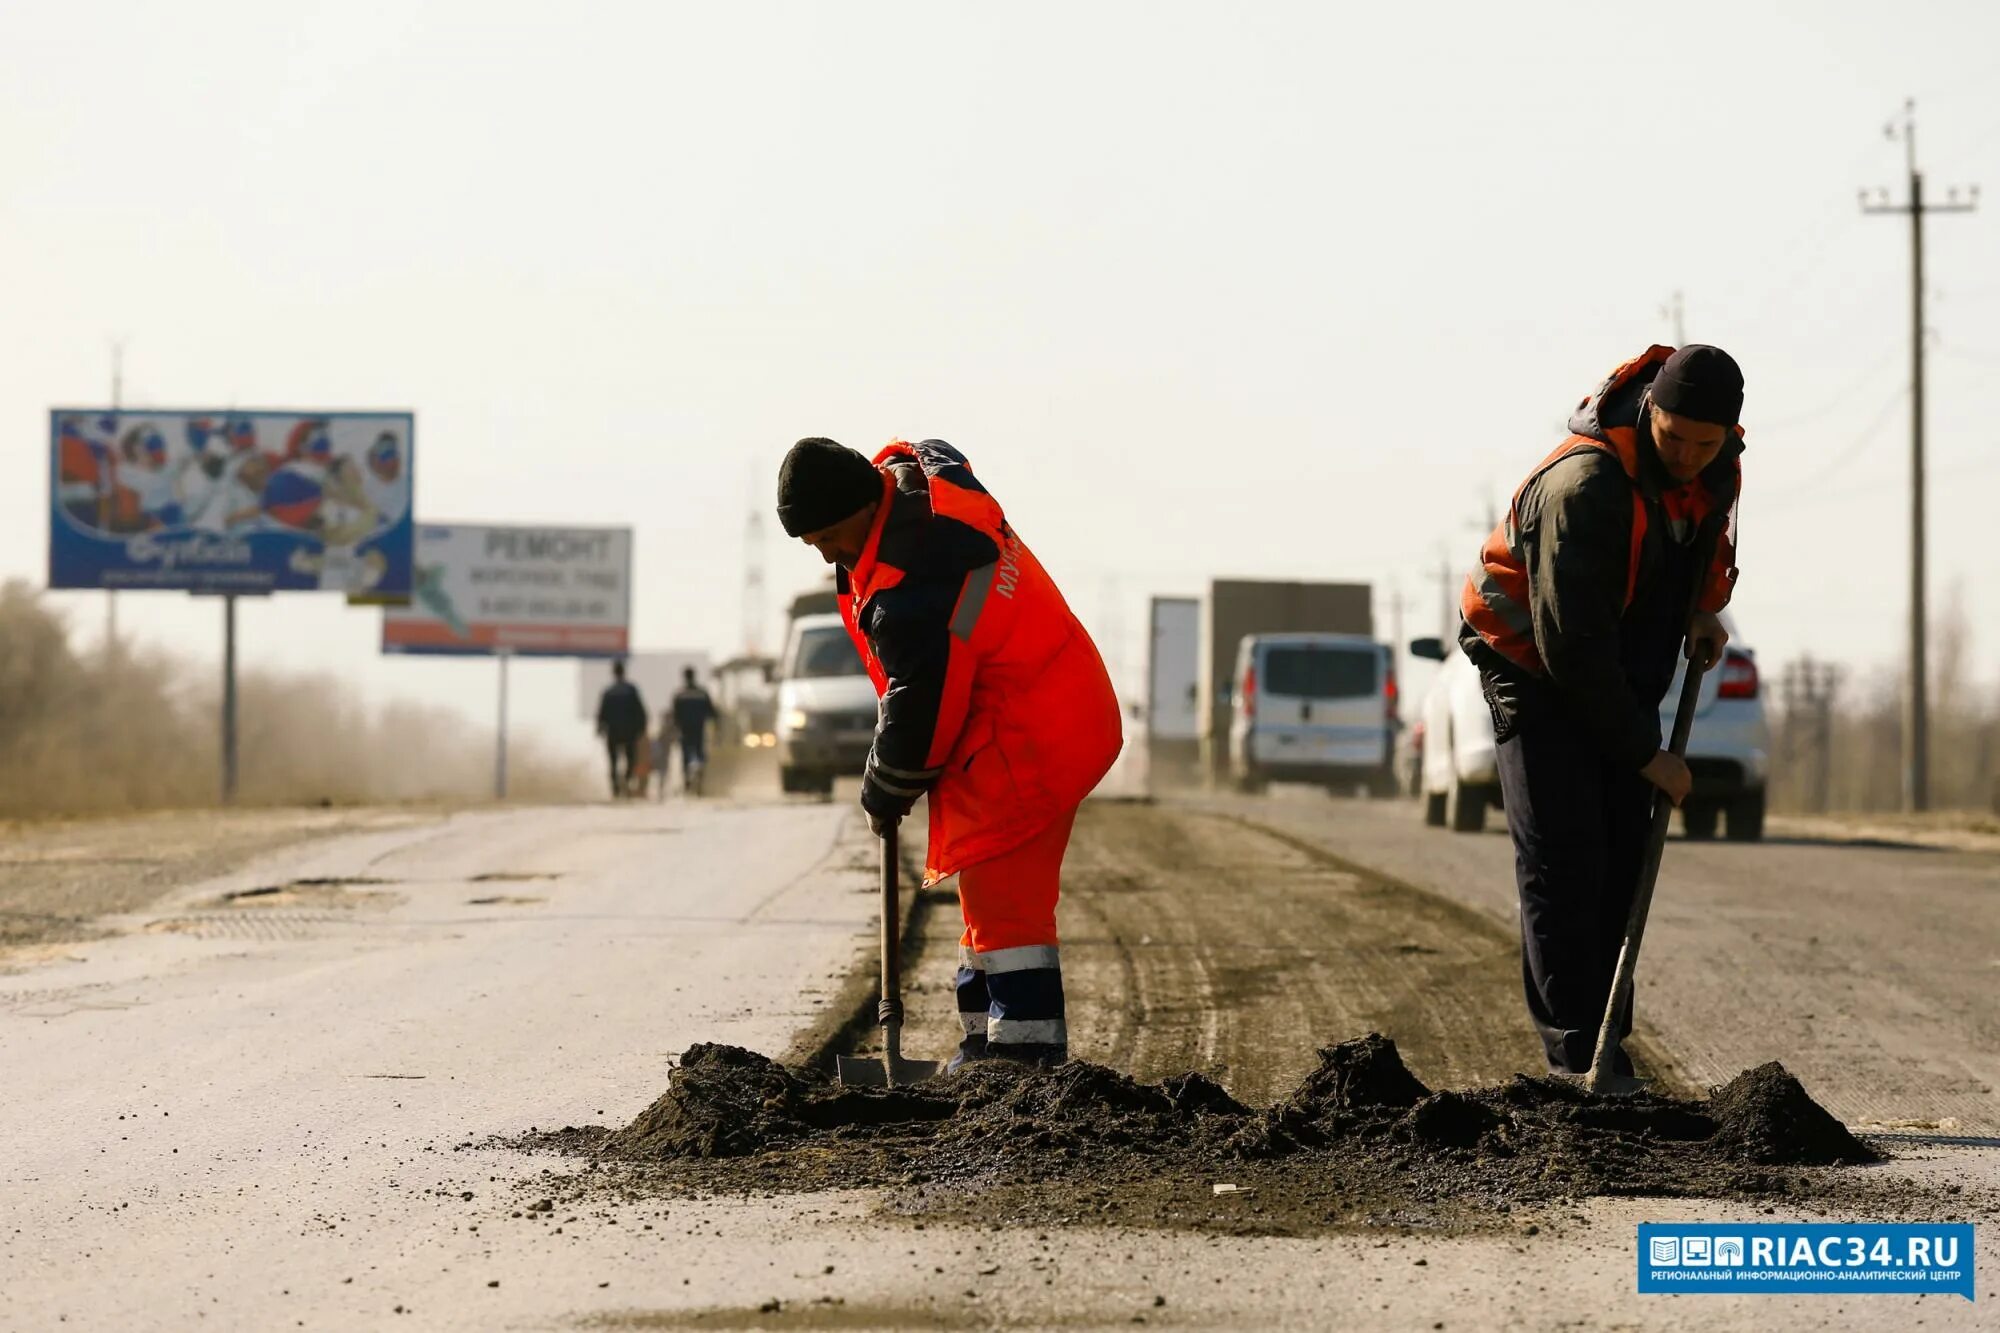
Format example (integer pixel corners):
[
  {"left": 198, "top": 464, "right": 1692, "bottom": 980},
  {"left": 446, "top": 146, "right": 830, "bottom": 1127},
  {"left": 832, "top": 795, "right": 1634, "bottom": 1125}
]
[{"left": 887, "top": 800, "right": 1573, "bottom": 1104}]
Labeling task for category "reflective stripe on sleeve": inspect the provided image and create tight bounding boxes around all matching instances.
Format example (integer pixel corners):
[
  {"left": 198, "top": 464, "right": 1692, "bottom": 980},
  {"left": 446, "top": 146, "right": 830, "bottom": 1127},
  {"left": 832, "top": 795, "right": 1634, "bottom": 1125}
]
[
  {"left": 1471, "top": 567, "right": 1534, "bottom": 636},
  {"left": 949, "top": 563, "right": 997, "bottom": 641}
]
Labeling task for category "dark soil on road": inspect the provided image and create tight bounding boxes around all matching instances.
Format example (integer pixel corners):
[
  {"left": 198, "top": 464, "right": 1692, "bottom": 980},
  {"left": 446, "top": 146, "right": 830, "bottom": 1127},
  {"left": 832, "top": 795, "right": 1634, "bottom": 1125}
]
[
  {"left": 858, "top": 801, "right": 1685, "bottom": 1101},
  {"left": 507, "top": 1036, "right": 1898, "bottom": 1237},
  {"left": 499, "top": 799, "right": 1942, "bottom": 1236}
]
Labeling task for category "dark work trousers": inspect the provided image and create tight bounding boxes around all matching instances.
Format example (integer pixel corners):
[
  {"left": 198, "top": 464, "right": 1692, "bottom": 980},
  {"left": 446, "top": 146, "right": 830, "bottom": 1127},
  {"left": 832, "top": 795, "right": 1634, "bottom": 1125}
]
[
  {"left": 605, "top": 735, "right": 641, "bottom": 797},
  {"left": 1495, "top": 715, "right": 1656, "bottom": 1076},
  {"left": 679, "top": 730, "right": 708, "bottom": 781}
]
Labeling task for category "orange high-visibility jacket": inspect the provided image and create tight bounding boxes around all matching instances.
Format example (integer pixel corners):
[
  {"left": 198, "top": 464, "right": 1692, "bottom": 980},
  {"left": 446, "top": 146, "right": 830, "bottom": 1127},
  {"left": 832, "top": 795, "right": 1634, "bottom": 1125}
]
[
  {"left": 1462, "top": 345, "right": 1742, "bottom": 679},
  {"left": 838, "top": 439, "right": 1122, "bottom": 884}
]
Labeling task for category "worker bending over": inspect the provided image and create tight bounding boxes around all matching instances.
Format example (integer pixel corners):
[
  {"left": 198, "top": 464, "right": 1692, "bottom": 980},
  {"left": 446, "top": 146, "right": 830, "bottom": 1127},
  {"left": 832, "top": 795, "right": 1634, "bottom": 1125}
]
[{"left": 777, "top": 437, "right": 1122, "bottom": 1069}]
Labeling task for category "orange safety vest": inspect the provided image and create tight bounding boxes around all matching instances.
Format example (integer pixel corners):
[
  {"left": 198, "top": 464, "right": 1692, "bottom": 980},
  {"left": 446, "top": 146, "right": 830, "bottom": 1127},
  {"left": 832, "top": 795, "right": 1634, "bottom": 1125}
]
[
  {"left": 840, "top": 441, "right": 1123, "bottom": 884},
  {"left": 1462, "top": 346, "right": 1741, "bottom": 676}
]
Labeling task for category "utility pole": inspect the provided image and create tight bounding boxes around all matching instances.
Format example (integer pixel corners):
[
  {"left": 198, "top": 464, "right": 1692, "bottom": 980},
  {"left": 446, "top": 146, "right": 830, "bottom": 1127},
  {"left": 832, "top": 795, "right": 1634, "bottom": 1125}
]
[
  {"left": 221, "top": 594, "right": 238, "bottom": 804},
  {"left": 1436, "top": 551, "right": 1456, "bottom": 641},
  {"left": 742, "top": 495, "right": 767, "bottom": 657},
  {"left": 1862, "top": 98, "right": 1978, "bottom": 812},
  {"left": 1781, "top": 657, "right": 1843, "bottom": 813},
  {"left": 1661, "top": 290, "right": 1686, "bottom": 346},
  {"left": 106, "top": 338, "right": 127, "bottom": 658},
  {"left": 1386, "top": 581, "right": 1406, "bottom": 713}
]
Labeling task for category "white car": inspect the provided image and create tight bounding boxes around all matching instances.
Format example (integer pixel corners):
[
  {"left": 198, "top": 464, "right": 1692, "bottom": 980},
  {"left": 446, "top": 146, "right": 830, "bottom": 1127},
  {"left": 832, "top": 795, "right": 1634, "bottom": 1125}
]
[
  {"left": 775, "top": 613, "right": 877, "bottom": 795},
  {"left": 1410, "top": 614, "right": 1770, "bottom": 840},
  {"left": 1227, "top": 632, "right": 1399, "bottom": 796}
]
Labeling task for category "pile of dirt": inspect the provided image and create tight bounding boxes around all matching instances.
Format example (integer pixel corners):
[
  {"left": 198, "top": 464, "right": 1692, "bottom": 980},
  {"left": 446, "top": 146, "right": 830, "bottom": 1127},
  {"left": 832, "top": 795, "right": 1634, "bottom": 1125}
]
[
  {"left": 601, "top": 1042, "right": 963, "bottom": 1159},
  {"left": 538, "top": 1035, "right": 1889, "bottom": 1235},
  {"left": 1705, "top": 1061, "right": 1875, "bottom": 1165},
  {"left": 600, "top": 1045, "right": 1243, "bottom": 1174}
]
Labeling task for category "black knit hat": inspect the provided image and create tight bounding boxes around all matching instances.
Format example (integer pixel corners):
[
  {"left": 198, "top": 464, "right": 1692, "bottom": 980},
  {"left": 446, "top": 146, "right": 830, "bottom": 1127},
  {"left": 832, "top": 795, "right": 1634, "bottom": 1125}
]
[
  {"left": 1650, "top": 344, "right": 1744, "bottom": 426},
  {"left": 776, "top": 437, "right": 882, "bottom": 537}
]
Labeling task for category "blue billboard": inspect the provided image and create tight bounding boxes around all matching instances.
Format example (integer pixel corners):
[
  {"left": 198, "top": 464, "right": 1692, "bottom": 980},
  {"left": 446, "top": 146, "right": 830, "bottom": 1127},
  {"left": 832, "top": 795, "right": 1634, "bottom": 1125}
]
[{"left": 48, "top": 409, "right": 414, "bottom": 596}]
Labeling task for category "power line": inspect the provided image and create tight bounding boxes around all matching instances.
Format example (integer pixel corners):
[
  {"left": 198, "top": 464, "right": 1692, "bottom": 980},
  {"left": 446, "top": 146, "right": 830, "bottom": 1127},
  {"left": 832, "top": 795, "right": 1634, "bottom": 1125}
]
[
  {"left": 1748, "top": 344, "right": 1904, "bottom": 434},
  {"left": 1755, "top": 383, "right": 1909, "bottom": 512}
]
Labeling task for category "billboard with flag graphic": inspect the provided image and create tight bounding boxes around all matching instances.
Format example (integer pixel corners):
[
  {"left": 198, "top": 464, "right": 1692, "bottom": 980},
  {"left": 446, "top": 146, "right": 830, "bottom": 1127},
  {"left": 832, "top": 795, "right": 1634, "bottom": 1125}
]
[{"left": 47, "top": 408, "right": 414, "bottom": 596}]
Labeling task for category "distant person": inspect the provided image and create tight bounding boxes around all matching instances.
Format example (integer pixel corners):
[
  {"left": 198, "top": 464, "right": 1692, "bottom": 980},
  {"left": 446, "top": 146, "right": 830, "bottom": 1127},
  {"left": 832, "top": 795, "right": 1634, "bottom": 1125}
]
[
  {"left": 670, "top": 668, "right": 718, "bottom": 797},
  {"left": 777, "top": 437, "right": 1122, "bottom": 1069},
  {"left": 649, "top": 710, "right": 674, "bottom": 802},
  {"left": 595, "top": 661, "right": 648, "bottom": 799},
  {"left": 1459, "top": 345, "right": 1744, "bottom": 1077}
]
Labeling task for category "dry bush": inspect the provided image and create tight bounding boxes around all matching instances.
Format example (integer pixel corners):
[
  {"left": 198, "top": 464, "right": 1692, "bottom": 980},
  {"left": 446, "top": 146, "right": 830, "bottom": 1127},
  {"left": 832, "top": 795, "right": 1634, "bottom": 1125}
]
[
  {"left": 0, "top": 580, "right": 588, "bottom": 816},
  {"left": 1770, "top": 587, "right": 2000, "bottom": 814}
]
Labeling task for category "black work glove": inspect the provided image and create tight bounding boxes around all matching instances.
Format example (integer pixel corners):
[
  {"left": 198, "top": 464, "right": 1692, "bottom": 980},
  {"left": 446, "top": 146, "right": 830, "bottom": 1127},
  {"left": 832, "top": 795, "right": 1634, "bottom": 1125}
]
[{"left": 859, "top": 760, "right": 919, "bottom": 836}]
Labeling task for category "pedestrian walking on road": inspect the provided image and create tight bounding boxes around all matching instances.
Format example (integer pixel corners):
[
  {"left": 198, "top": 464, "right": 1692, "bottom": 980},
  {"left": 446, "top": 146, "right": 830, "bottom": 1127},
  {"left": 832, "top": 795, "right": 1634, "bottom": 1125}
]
[
  {"left": 1460, "top": 345, "right": 1745, "bottom": 1077},
  {"left": 778, "top": 437, "right": 1123, "bottom": 1070},
  {"left": 650, "top": 711, "right": 674, "bottom": 802},
  {"left": 595, "top": 660, "right": 648, "bottom": 800},
  {"left": 670, "top": 668, "right": 717, "bottom": 796}
]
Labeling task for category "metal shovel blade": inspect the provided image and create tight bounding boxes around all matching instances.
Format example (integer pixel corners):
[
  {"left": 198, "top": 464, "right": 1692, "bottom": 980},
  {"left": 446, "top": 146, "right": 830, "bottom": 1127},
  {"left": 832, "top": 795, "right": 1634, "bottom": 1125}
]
[
  {"left": 1584, "top": 1070, "right": 1651, "bottom": 1097},
  {"left": 1557, "top": 1068, "right": 1652, "bottom": 1098},
  {"left": 835, "top": 1052, "right": 942, "bottom": 1087},
  {"left": 835, "top": 1021, "right": 940, "bottom": 1088}
]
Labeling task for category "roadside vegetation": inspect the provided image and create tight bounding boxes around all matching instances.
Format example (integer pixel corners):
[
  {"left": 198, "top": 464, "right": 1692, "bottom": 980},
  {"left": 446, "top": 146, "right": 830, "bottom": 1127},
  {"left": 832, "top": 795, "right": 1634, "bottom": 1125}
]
[
  {"left": 1769, "top": 590, "right": 2000, "bottom": 815},
  {"left": 0, "top": 580, "right": 587, "bottom": 817}
]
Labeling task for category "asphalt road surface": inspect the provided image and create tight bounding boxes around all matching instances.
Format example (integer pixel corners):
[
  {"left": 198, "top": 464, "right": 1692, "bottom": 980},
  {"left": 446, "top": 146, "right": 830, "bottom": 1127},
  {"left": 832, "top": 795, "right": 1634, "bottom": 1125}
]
[
  {"left": 1217, "top": 787, "right": 2000, "bottom": 1134},
  {"left": 4, "top": 788, "right": 1995, "bottom": 1330}
]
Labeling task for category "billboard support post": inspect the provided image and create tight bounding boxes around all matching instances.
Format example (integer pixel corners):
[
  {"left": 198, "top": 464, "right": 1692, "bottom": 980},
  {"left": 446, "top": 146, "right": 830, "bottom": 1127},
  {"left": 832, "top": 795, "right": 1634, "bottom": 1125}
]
[
  {"left": 495, "top": 649, "right": 512, "bottom": 801},
  {"left": 221, "top": 594, "right": 239, "bottom": 804}
]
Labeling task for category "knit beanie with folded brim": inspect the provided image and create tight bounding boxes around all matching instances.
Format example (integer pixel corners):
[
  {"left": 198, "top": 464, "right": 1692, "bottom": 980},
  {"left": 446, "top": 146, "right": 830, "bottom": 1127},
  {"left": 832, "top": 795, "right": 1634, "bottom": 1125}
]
[
  {"left": 776, "top": 437, "right": 883, "bottom": 538},
  {"left": 1650, "top": 345, "right": 1744, "bottom": 426}
]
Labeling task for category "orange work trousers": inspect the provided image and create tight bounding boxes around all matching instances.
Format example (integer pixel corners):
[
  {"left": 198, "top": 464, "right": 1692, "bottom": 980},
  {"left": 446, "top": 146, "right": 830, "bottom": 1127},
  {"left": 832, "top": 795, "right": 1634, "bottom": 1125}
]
[{"left": 956, "top": 806, "right": 1077, "bottom": 954}]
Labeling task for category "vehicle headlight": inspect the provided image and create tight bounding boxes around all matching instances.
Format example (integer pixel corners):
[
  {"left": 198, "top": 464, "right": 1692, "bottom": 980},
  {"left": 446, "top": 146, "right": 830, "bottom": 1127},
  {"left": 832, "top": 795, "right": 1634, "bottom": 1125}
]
[{"left": 783, "top": 709, "right": 811, "bottom": 732}]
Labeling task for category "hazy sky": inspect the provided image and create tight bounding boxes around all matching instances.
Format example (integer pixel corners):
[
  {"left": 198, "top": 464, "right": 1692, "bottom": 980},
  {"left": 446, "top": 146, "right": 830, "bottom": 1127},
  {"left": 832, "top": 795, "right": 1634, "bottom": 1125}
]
[{"left": 6, "top": 1, "right": 1998, "bottom": 763}]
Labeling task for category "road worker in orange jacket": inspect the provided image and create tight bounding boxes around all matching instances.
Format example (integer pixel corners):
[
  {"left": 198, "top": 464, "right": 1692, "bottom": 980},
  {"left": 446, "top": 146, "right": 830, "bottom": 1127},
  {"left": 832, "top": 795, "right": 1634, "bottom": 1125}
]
[
  {"left": 777, "top": 437, "right": 1123, "bottom": 1069},
  {"left": 1460, "top": 345, "right": 1744, "bottom": 1076}
]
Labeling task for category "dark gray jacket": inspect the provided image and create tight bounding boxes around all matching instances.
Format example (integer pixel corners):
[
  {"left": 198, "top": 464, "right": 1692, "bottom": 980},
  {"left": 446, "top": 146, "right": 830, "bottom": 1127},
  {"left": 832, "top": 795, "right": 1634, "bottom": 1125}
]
[{"left": 1461, "top": 372, "right": 1742, "bottom": 770}]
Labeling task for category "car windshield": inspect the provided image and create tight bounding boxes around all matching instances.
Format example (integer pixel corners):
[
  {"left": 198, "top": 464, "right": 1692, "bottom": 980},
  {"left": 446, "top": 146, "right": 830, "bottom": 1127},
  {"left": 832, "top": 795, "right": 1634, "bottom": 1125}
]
[
  {"left": 790, "top": 626, "right": 867, "bottom": 679},
  {"left": 1262, "top": 646, "right": 1375, "bottom": 699}
]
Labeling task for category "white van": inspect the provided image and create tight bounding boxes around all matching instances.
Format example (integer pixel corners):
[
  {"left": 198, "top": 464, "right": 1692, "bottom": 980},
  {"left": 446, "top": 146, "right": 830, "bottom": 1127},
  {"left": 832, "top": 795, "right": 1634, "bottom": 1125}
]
[
  {"left": 1227, "top": 633, "right": 1398, "bottom": 795},
  {"left": 775, "top": 613, "right": 877, "bottom": 795}
]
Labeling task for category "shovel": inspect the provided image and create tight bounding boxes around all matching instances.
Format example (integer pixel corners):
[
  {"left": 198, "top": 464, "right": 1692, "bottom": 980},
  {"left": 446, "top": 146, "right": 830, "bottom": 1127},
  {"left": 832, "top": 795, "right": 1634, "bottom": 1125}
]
[
  {"left": 1582, "top": 523, "right": 1727, "bottom": 1096},
  {"left": 836, "top": 820, "right": 941, "bottom": 1088}
]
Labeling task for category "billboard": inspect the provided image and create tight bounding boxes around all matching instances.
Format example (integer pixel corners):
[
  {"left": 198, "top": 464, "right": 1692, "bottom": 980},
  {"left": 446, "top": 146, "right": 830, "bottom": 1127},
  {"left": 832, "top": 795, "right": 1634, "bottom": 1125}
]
[
  {"left": 383, "top": 523, "right": 631, "bottom": 658},
  {"left": 48, "top": 409, "right": 414, "bottom": 596}
]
